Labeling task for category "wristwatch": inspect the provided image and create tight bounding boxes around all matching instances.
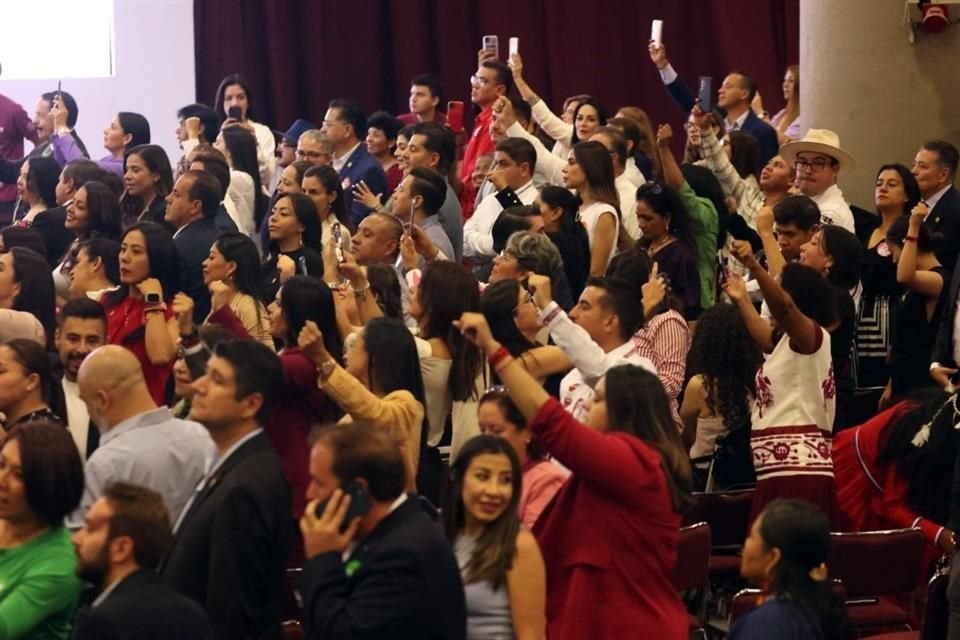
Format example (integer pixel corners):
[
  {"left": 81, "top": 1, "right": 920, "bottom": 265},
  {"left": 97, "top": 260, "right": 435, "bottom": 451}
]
[{"left": 145, "top": 292, "right": 162, "bottom": 304}]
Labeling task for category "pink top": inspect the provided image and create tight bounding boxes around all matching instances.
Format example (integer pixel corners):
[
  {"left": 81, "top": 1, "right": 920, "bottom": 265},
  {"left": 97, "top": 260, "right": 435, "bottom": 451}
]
[{"left": 520, "top": 459, "right": 568, "bottom": 530}]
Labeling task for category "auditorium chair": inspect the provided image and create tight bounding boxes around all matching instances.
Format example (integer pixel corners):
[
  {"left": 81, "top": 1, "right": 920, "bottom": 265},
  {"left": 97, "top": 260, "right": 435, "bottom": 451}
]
[
  {"left": 671, "top": 521, "right": 711, "bottom": 639},
  {"left": 729, "top": 581, "right": 847, "bottom": 627},
  {"left": 281, "top": 620, "right": 304, "bottom": 640},
  {"left": 867, "top": 561, "right": 950, "bottom": 640},
  {"left": 682, "top": 489, "right": 754, "bottom": 580}
]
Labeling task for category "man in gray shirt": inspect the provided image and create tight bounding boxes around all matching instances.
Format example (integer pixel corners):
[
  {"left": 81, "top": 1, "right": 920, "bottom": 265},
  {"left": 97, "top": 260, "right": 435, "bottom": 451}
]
[{"left": 69, "top": 345, "right": 213, "bottom": 527}]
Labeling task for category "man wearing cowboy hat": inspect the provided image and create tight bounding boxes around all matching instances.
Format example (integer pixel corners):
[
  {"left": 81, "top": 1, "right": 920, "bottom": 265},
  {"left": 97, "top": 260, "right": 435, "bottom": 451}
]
[
  {"left": 780, "top": 129, "right": 856, "bottom": 233},
  {"left": 912, "top": 140, "right": 960, "bottom": 270}
]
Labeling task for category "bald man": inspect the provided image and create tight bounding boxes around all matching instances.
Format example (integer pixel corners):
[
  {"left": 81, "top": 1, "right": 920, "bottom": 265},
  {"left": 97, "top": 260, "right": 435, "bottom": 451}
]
[{"left": 69, "top": 345, "right": 213, "bottom": 528}]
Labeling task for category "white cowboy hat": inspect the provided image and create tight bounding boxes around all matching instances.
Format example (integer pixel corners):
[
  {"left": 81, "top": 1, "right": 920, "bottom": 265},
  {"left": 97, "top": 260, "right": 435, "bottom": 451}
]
[{"left": 780, "top": 129, "right": 856, "bottom": 172}]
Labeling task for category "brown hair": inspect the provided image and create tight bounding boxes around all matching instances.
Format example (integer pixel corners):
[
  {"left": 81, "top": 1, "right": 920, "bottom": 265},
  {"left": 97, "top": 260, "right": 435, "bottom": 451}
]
[
  {"left": 103, "top": 482, "right": 173, "bottom": 569},
  {"left": 313, "top": 423, "right": 406, "bottom": 502}
]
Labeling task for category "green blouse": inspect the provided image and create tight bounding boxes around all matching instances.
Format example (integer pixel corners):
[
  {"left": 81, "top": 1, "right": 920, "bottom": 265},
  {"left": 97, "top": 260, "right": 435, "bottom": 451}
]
[
  {"left": 677, "top": 181, "right": 719, "bottom": 310},
  {"left": 0, "top": 527, "right": 82, "bottom": 639}
]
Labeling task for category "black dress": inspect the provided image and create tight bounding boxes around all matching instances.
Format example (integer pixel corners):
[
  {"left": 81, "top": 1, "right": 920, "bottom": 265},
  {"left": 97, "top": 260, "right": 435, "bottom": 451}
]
[
  {"left": 262, "top": 246, "right": 323, "bottom": 299},
  {"left": 648, "top": 241, "right": 702, "bottom": 321},
  {"left": 889, "top": 264, "right": 951, "bottom": 397},
  {"left": 854, "top": 240, "right": 904, "bottom": 392}
]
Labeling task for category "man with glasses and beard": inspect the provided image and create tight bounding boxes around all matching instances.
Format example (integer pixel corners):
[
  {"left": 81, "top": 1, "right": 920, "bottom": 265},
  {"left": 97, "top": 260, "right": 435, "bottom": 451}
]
[{"left": 71, "top": 482, "right": 214, "bottom": 639}]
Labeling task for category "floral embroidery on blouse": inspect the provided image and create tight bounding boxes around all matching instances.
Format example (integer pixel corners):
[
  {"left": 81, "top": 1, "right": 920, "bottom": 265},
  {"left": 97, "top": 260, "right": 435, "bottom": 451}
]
[{"left": 755, "top": 371, "right": 774, "bottom": 418}]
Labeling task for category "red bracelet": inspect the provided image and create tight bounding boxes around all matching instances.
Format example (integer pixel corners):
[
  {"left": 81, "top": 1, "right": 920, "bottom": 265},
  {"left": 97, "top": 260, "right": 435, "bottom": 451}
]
[
  {"left": 488, "top": 346, "right": 510, "bottom": 369},
  {"left": 905, "top": 235, "right": 919, "bottom": 243}
]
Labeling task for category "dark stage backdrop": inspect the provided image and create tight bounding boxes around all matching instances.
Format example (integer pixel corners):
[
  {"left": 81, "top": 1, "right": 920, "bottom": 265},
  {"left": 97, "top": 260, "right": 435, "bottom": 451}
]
[{"left": 194, "top": 0, "right": 799, "bottom": 139}]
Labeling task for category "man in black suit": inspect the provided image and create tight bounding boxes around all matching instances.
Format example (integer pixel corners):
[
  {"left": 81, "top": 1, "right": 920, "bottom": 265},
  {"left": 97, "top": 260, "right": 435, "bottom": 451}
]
[
  {"left": 648, "top": 41, "right": 779, "bottom": 165},
  {"left": 295, "top": 327, "right": 466, "bottom": 639},
  {"left": 161, "top": 340, "right": 291, "bottom": 640},
  {"left": 930, "top": 251, "right": 960, "bottom": 390},
  {"left": 164, "top": 169, "right": 223, "bottom": 323},
  {"left": 71, "top": 482, "right": 214, "bottom": 639},
  {"left": 913, "top": 140, "right": 960, "bottom": 270},
  {"left": 321, "top": 99, "right": 387, "bottom": 227}
]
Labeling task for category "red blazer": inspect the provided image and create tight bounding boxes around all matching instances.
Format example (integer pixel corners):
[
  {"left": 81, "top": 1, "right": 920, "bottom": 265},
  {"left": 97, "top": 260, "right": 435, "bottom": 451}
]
[{"left": 530, "top": 398, "right": 687, "bottom": 640}]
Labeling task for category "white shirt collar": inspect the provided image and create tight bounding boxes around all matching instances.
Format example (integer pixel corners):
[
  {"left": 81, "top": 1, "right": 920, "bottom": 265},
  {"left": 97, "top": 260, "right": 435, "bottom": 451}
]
[
  {"left": 725, "top": 109, "right": 750, "bottom": 131},
  {"left": 333, "top": 142, "right": 362, "bottom": 172},
  {"left": 924, "top": 183, "right": 952, "bottom": 214}
]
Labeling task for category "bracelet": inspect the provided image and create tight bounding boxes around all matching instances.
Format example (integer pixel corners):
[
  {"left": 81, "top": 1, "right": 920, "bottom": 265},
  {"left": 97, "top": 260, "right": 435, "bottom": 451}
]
[
  {"left": 144, "top": 304, "right": 166, "bottom": 315},
  {"left": 488, "top": 346, "right": 510, "bottom": 369},
  {"left": 905, "top": 235, "right": 918, "bottom": 243},
  {"left": 541, "top": 305, "right": 562, "bottom": 326},
  {"left": 353, "top": 283, "right": 370, "bottom": 297}
]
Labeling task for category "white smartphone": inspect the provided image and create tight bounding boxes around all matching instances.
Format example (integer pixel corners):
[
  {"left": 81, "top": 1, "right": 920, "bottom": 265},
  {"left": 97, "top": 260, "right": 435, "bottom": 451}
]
[
  {"left": 482, "top": 35, "right": 499, "bottom": 58},
  {"left": 509, "top": 37, "right": 519, "bottom": 58},
  {"left": 651, "top": 19, "right": 663, "bottom": 46}
]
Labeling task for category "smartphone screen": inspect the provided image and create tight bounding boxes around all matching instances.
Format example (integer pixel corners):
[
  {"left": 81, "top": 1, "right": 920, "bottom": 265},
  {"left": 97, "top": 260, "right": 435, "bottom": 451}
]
[
  {"left": 447, "top": 101, "right": 464, "bottom": 133},
  {"left": 698, "top": 77, "right": 713, "bottom": 113}
]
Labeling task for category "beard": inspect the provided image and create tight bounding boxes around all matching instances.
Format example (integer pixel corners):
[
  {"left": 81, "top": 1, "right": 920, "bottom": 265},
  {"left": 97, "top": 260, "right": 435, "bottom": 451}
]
[{"left": 75, "top": 544, "right": 110, "bottom": 586}]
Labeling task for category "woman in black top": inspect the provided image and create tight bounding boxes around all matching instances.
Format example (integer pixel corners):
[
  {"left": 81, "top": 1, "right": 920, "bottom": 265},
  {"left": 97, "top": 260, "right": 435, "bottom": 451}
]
[
  {"left": 262, "top": 193, "right": 322, "bottom": 299},
  {"left": 884, "top": 209, "right": 950, "bottom": 405},
  {"left": 120, "top": 144, "right": 174, "bottom": 231},
  {"left": 537, "top": 186, "right": 590, "bottom": 301}
]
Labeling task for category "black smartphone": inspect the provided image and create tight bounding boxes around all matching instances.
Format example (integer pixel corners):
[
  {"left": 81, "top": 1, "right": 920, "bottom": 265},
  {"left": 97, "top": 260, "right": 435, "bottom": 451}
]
[
  {"left": 717, "top": 255, "right": 729, "bottom": 288},
  {"left": 698, "top": 76, "right": 713, "bottom": 113},
  {"left": 315, "top": 480, "right": 371, "bottom": 532},
  {"left": 227, "top": 105, "right": 243, "bottom": 121}
]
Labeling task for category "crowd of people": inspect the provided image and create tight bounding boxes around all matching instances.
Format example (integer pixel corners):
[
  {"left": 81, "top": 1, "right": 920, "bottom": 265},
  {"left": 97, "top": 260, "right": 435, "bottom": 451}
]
[{"left": 0, "top": 30, "right": 958, "bottom": 640}]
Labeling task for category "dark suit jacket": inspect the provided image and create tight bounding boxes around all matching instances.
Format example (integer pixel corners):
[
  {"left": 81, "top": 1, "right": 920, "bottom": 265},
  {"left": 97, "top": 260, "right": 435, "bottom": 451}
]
[
  {"left": 161, "top": 432, "right": 292, "bottom": 640},
  {"left": 925, "top": 186, "right": 960, "bottom": 272},
  {"left": 214, "top": 203, "right": 239, "bottom": 234},
  {"left": 174, "top": 216, "right": 221, "bottom": 323},
  {"left": 32, "top": 205, "right": 75, "bottom": 266},
  {"left": 298, "top": 496, "right": 466, "bottom": 640},
  {"left": 665, "top": 76, "right": 780, "bottom": 165},
  {"left": 931, "top": 252, "right": 960, "bottom": 371},
  {"left": 71, "top": 569, "right": 214, "bottom": 640},
  {"left": 337, "top": 145, "right": 387, "bottom": 227}
]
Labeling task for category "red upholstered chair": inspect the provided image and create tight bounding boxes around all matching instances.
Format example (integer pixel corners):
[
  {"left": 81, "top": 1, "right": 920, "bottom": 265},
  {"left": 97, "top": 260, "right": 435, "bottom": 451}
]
[
  {"left": 281, "top": 620, "right": 304, "bottom": 640},
  {"left": 862, "top": 561, "right": 951, "bottom": 640},
  {"left": 671, "top": 522, "right": 711, "bottom": 639},
  {"left": 826, "top": 528, "right": 925, "bottom": 633},
  {"left": 682, "top": 489, "right": 754, "bottom": 578},
  {"left": 728, "top": 582, "right": 847, "bottom": 629}
]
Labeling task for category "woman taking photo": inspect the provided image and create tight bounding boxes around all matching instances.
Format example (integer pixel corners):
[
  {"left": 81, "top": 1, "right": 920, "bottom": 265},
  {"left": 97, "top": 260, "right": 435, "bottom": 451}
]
[
  {"left": 854, "top": 165, "right": 919, "bottom": 418},
  {"left": 262, "top": 193, "right": 323, "bottom": 299},
  {"left": 303, "top": 165, "right": 353, "bottom": 250},
  {"left": 298, "top": 316, "right": 428, "bottom": 495},
  {"left": 120, "top": 144, "right": 174, "bottom": 230},
  {"left": 732, "top": 499, "right": 846, "bottom": 639},
  {"left": 443, "top": 435, "right": 547, "bottom": 640},
  {"left": 478, "top": 388, "right": 568, "bottom": 529},
  {"left": 68, "top": 238, "right": 121, "bottom": 301},
  {"left": 102, "top": 222, "right": 179, "bottom": 404},
  {"left": 217, "top": 125, "right": 268, "bottom": 237},
  {"left": 200, "top": 233, "right": 273, "bottom": 348},
  {"left": 0, "top": 247, "right": 58, "bottom": 350},
  {"left": 54, "top": 180, "right": 123, "bottom": 299},
  {"left": 454, "top": 311, "right": 692, "bottom": 639},
  {"left": 213, "top": 73, "right": 276, "bottom": 189},
  {"left": 267, "top": 275, "right": 343, "bottom": 517},
  {"left": 884, "top": 208, "right": 949, "bottom": 404},
  {"left": 54, "top": 111, "right": 151, "bottom": 177},
  {"left": 537, "top": 186, "right": 591, "bottom": 301},
  {"left": 0, "top": 339, "right": 66, "bottom": 430},
  {"left": 561, "top": 141, "right": 621, "bottom": 276},
  {"left": 14, "top": 156, "right": 59, "bottom": 227},
  {"left": 0, "top": 421, "right": 84, "bottom": 639}
]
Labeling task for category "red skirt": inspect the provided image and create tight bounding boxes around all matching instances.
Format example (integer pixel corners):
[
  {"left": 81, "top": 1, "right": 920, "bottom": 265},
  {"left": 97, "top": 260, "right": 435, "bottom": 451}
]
[{"left": 749, "top": 474, "right": 842, "bottom": 528}]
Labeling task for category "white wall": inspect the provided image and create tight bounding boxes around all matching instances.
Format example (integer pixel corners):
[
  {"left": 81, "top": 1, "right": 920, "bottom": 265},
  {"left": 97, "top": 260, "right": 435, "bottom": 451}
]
[{"left": 1, "top": 0, "right": 195, "bottom": 165}]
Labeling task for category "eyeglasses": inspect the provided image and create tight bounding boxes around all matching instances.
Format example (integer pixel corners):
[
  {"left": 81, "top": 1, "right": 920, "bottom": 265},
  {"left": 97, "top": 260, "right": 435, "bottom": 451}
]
[
  {"left": 497, "top": 249, "right": 519, "bottom": 261},
  {"left": 512, "top": 291, "right": 534, "bottom": 316},
  {"left": 470, "top": 75, "right": 492, "bottom": 87},
  {"left": 795, "top": 158, "right": 836, "bottom": 173},
  {"left": 296, "top": 150, "right": 330, "bottom": 160}
]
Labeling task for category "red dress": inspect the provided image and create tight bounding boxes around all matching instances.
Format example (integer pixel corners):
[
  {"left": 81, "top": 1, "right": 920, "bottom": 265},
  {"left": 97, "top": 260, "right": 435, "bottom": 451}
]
[
  {"left": 530, "top": 398, "right": 687, "bottom": 640},
  {"left": 103, "top": 294, "right": 174, "bottom": 404},
  {"left": 834, "top": 401, "right": 944, "bottom": 565}
]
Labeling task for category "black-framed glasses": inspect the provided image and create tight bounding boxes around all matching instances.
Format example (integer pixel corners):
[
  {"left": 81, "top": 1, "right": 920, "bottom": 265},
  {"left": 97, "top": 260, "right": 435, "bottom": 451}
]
[
  {"left": 511, "top": 291, "right": 534, "bottom": 316},
  {"left": 795, "top": 158, "right": 836, "bottom": 172}
]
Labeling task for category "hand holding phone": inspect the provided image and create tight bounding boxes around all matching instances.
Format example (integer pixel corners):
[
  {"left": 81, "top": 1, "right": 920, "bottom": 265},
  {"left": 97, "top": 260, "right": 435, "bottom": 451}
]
[
  {"left": 227, "top": 105, "right": 243, "bottom": 121},
  {"left": 482, "top": 35, "right": 499, "bottom": 59},
  {"left": 314, "top": 481, "right": 371, "bottom": 533},
  {"left": 508, "top": 37, "right": 519, "bottom": 58},
  {"left": 650, "top": 19, "right": 663, "bottom": 46}
]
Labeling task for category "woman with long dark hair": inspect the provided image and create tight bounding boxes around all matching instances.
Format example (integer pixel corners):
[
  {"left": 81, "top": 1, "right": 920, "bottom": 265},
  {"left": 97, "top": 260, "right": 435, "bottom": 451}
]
[
  {"left": 455, "top": 310, "right": 692, "bottom": 639},
  {"left": 732, "top": 499, "right": 846, "bottom": 639},
  {"left": 537, "top": 186, "right": 591, "bottom": 300},
  {"left": 68, "top": 238, "right": 121, "bottom": 300},
  {"left": 682, "top": 303, "right": 761, "bottom": 485},
  {"left": 834, "top": 390, "right": 957, "bottom": 567},
  {"left": 120, "top": 145, "right": 174, "bottom": 230},
  {"left": 443, "top": 435, "right": 547, "bottom": 639},
  {"left": 200, "top": 233, "right": 272, "bottom": 348},
  {"left": 298, "top": 316, "right": 428, "bottom": 495},
  {"left": 266, "top": 275, "right": 343, "bottom": 516},
  {"left": 54, "top": 111, "right": 151, "bottom": 177},
  {"left": 883, "top": 209, "right": 949, "bottom": 404},
  {"left": 14, "top": 157, "right": 59, "bottom": 226},
  {"left": 0, "top": 248, "right": 57, "bottom": 350},
  {"left": 561, "top": 141, "right": 621, "bottom": 276},
  {"left": 303, "top": 165, "right": 353, "bottom": 246},
  {"left": 54, "top": 180, "right": 123, "bottom": 300},
  {"left": 855, "top": 164, "right": 920, "bottom": 414},
  {"left": 213, "top": 73, "right": 276, "bottom": 190},
  {"left": 217, "top": 125, "right": 268, "bottom": 235},
  {"left": 262, "top": 193, "right": 323, "bottom": 299},
  {"left": 0, "top": 339, "right": 66, "bottom": 429},
  {"left": 478, "top": 389, "right": 568, "bottom": 529},
  {"left": 102, "top": 223, "right": 179, "bottom": 403}
]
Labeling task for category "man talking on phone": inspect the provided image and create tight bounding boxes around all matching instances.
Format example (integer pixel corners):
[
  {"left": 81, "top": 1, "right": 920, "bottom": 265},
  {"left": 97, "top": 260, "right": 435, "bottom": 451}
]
[{"left": 297, "top": 421, "right": 466, "bottom": 639}]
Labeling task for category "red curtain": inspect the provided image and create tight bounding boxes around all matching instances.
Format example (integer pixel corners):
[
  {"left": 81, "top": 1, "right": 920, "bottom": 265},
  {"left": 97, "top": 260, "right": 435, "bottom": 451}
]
[{"left": 194, "top": 0, "right": 799, "bottom": 136}]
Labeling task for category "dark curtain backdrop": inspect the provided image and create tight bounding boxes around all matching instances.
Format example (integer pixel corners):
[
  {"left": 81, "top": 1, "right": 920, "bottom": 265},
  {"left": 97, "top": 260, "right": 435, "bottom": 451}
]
[{"left": 194, "top": 0, "right": 799, "bottom": 139}]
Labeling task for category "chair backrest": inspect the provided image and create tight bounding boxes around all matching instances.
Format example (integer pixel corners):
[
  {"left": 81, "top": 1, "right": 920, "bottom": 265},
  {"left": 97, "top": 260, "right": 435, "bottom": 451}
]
[
  {"left": 826, "top": 528, "right": 924, "bottom": 598},
  {"left": 682, "top": 489, "right": 754, "bottom": 548},
  {"left": 671, "top": 521, "right": 711, "bottom": 592},
  {"left": 729, "top": 588, "right": 763, "bottom": 625},
  {"left": 281, "top": 620, "right": 304, "bottom": 640},
  {"left": 921, "top": 563, "right": 950, "bottom": 640}
]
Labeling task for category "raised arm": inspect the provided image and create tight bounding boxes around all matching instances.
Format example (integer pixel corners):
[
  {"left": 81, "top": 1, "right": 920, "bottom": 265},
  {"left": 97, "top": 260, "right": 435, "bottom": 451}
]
[
  {"left": 509, "top": 53, "right": 572, "bottom": 145},
  {"left": 496, "top": 97, "right": 565, "bottom": 186},
  {"left": 897, "top": 204, "right": 946, "bottom": 297},
  {"left": 722, "top": 265, "right": 775, "bottom": 352},
  {"left": 656, "top": 123, "right": 684, "bottom": 190},
  {"left": 756, "top": 205, "right": 786, "bottom": 278}
]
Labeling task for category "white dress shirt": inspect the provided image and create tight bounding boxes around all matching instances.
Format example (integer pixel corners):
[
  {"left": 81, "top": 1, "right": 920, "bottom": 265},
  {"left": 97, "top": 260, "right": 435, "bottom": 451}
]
[
  {"left": 616, "top": 174, "right": 640, "bottom": 240},
  {"left": 622, "top": 158, "right": 647, "bottom": 189},
  {"left": 811, "top": 184, "right": 855, "bottom": 232},
  {"left": 462, "top": 181, "right": 538, "bottom": 258}
]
